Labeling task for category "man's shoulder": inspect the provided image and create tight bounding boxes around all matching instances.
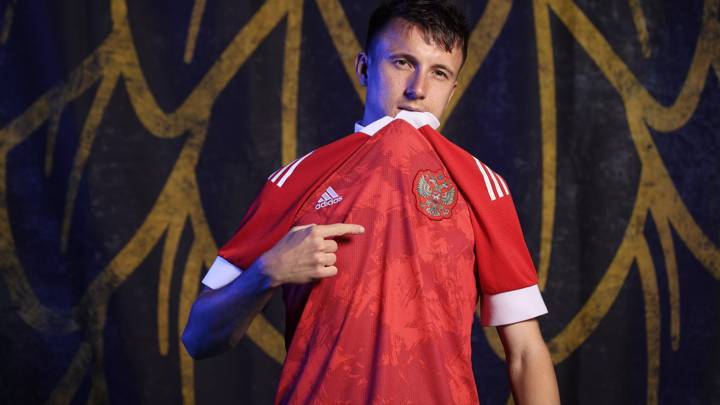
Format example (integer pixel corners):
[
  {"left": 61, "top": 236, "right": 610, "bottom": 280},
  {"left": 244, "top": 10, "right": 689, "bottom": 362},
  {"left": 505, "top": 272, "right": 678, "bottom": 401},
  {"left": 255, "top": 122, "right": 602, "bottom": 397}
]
[{"left": 417, "top": 125, "right": 512, "bottom": 203}]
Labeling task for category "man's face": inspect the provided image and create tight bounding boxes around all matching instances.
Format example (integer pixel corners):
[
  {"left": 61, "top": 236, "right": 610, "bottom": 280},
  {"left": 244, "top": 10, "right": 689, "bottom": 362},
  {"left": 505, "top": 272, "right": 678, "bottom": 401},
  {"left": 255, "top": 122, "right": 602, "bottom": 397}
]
[{"left": 356, "top": 18, "right": 464, "bottom": 125}]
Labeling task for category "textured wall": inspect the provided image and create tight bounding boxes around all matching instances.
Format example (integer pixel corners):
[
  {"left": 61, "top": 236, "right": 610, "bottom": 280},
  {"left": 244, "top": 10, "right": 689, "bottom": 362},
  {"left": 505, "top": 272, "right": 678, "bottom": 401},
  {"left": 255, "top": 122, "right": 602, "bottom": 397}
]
[{"left": 0, "top": 0, "right": 718, "bottom": 404}]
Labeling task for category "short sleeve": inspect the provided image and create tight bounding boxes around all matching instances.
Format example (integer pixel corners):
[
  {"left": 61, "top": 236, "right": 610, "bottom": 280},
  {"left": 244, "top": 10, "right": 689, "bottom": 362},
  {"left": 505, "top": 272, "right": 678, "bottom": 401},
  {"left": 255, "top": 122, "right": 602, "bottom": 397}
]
[
  {"left": 201, "top": 153, "right": 315, "bottom": 289},
  {"left": 412, "top": 126, "right": 549, "bottom": 326},
  {"left": 469, "top": 159, "right": 548, "bottom": 326},
  {"left": 209, "top": 160, "right": 313, "bottom": 286},
  {"left": 201, "top": 134, "right": 370, "bottom": 290},
  {"left": 200, "top": 176, "right": 287, "bottom": 290}
]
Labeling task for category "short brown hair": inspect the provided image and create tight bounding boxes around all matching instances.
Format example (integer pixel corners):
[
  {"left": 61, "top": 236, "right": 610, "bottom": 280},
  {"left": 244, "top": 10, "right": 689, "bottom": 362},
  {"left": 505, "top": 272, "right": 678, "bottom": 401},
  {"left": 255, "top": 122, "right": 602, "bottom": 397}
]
[{"left": 365, "top": 0, "right": 470, "bottom": 63}]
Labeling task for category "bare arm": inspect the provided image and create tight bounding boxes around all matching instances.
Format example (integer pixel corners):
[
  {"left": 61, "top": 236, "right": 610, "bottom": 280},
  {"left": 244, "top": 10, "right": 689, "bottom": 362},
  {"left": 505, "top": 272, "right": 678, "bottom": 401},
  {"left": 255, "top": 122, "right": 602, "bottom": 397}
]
[
  {"left": 181, "top": 223, "right": 364, "bottom": 359},
  {"left": 497, "top": 319, "right": 560, "bottom": 405}
]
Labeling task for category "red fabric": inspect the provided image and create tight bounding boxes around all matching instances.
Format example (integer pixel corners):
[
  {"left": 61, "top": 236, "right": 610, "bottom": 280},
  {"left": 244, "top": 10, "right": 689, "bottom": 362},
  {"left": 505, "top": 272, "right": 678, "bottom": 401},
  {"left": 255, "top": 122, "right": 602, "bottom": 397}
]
[
  {"left": 218, "top": 120, "right": 538, "bottom": 404},
  {"left": 218, "top": 132, "right": 369, "bottom": 270},
  {"left": 418, "top": 126, "right": 538, "bottom": 294}
]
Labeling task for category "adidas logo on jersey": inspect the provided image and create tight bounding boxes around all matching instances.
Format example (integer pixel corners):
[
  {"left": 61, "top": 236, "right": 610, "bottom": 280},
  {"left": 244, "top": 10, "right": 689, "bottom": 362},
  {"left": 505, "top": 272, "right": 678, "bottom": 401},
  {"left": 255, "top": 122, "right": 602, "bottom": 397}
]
[{"left": 315, "top": 186, "right": 343, "bottom": 210}]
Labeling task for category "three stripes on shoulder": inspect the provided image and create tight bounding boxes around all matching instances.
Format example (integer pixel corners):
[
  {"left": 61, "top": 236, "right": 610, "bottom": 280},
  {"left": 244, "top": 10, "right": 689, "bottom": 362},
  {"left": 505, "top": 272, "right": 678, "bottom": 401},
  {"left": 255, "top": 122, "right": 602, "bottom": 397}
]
[
  {"left": 473, "top": 157, "right": 509, "bottom": 201},
  {"left": 268, "top": 151, "right": 314, "bottom": 188}
]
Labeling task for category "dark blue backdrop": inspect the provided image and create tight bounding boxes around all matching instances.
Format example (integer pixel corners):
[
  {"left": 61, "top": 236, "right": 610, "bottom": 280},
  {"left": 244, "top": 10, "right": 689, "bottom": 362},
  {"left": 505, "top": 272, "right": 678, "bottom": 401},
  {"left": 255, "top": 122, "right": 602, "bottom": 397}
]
[{"left": 0, "top": 0, "right": 718, "bottom": 403}]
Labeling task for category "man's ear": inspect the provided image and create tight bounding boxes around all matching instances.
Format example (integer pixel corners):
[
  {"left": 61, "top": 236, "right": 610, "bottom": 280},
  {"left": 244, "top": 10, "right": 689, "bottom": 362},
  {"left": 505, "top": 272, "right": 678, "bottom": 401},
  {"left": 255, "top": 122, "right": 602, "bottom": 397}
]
[
  {"left": 355, "top": 52, "right": 369, "bottom": 87},
  {"left": 445, "top": 81, "right": 458, "bottom": 109}
]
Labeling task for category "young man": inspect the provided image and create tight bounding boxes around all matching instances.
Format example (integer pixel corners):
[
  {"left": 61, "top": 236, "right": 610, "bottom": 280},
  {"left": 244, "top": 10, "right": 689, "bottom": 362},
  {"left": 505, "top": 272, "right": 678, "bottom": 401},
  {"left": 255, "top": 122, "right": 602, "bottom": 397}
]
[{"left": 183, "top": 1, "right": 560, "bottom": 403}]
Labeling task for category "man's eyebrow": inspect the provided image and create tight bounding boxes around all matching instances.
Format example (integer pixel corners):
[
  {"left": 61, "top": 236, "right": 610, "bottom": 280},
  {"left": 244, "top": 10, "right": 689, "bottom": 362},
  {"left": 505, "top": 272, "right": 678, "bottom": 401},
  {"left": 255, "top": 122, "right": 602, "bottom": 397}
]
[
  {"left": 388, "top": 52, "right": 419, "bottom": 64},
  {"left": 387, "top": 52, "right": 457, "bottom": 78}
]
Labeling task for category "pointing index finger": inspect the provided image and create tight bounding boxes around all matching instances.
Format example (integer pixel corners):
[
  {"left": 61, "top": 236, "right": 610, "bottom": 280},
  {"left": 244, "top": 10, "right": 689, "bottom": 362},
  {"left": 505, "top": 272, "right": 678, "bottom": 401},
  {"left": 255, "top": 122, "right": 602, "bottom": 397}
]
[{"left": 314, "top": 223, "right": 365, "bottom": 238}]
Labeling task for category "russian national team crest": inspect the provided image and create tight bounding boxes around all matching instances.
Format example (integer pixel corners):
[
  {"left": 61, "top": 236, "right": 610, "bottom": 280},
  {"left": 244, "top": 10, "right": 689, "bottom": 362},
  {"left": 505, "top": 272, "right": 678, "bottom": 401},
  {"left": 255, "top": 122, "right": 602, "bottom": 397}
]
[{"left": 413, "top": 169, "right": 458, "bottom": 220}]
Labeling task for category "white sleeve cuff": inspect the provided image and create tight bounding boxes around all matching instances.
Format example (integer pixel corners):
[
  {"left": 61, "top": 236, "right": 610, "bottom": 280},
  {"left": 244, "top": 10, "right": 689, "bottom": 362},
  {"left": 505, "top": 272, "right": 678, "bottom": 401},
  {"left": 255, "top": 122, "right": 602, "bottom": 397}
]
[
  {"left": 201, "top": 256, "right": 243, "bottom": 289},
  {"left": 481, "top": 284, "right": 548, "bottom": 326}
]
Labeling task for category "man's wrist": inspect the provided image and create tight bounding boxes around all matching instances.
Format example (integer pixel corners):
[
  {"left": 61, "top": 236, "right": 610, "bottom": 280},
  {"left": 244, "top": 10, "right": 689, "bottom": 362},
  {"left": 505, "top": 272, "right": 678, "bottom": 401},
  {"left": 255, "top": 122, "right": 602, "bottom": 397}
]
[{"left": 247, "top": 256, "right": 282, "bottom": 290}]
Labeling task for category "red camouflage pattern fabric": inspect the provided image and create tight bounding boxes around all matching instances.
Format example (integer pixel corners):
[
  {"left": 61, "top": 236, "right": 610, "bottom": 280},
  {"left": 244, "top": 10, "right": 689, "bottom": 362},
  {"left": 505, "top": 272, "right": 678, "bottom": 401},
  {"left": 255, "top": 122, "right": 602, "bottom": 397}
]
[{"left": 218, "top": 120, "right": 539, "bottom": 404}]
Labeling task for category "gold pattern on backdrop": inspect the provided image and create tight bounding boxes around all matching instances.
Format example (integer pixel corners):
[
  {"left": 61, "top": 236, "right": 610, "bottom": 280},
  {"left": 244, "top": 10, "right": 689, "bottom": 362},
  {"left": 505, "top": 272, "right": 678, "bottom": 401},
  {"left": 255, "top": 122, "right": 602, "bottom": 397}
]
[
  {"left": 0, "top": 1, "right": 718, "bottom": 405},
  {"left": 486, "top": 2, "right": 720, "bottom": 405},
  {"left": 0, "top": 0, "right": 15, "bottom": 45},
  {"left": 184, "top": 0, "right": 207, "bottom": 64},
  {"left": 629, "top": 0, "right": 653, "bottom": 58}
]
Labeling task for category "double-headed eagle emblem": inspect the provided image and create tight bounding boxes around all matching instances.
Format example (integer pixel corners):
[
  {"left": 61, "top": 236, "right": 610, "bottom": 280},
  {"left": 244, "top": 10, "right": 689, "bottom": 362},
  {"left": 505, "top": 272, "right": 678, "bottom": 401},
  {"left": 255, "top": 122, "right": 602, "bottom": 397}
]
[{"left": 413, "top": 169, "right": 458, "bottom": 220}]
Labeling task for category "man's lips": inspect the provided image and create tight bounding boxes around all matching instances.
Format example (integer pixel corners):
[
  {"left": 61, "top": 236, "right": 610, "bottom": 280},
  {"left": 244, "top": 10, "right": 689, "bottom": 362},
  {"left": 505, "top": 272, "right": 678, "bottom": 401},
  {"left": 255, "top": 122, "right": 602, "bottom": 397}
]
[{"left": 398, "top": 106, "right": 422, "bottom": 112}]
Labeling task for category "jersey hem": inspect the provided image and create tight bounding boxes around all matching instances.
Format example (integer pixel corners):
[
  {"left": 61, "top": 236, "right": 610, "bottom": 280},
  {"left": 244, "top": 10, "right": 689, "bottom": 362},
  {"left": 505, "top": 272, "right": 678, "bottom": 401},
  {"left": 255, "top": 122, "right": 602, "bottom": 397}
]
[{"left": 481, "top": 284, "right": 548, "bottom": 326}]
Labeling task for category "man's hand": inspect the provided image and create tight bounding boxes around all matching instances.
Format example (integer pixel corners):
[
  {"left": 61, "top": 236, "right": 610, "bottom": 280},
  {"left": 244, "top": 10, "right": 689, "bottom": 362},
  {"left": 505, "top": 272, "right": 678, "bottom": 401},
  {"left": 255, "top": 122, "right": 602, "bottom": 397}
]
[{"left": 256, "top": 223, "right": 365, "bottom": 288}]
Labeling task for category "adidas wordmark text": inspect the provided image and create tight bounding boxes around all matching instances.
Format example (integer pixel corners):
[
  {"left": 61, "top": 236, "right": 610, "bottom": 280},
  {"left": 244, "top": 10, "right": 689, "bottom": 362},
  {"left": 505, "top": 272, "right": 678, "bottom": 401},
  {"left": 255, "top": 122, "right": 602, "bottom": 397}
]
[{"left": 315, "top": 186, "right": 343, "bottom": 210}]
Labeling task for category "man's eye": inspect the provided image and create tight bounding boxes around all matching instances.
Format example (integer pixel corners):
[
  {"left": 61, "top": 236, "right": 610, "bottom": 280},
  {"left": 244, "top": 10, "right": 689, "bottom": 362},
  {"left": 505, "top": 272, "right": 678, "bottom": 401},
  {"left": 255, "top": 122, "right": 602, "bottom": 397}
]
[
  {"left": 433, "top": 70, "right": 448, "bottom": 79},
  {"left": 394, "top": 59, "right": 411, "bottom": 68}
]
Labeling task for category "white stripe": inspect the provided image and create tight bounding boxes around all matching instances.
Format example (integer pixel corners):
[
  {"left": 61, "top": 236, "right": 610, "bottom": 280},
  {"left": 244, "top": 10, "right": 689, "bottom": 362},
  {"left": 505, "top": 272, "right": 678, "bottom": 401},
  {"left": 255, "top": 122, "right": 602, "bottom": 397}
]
[
  {"left": 277, "top": 151, "right": 313, "bottom": 188},
  {"left": 317, "top": 197, "right": 324, "bottom": 204},
  {"left": 497, "top": 174, "right": 510, "bottom": 195},
  {"left": 485, "top": 165, "right": 504, "bottom": 198},
  {"left": 326, "top": 186, "right": 339, "bottom": 198},
  {"left": 268, "top": 168, "right": 280, "bottom": 180},
  {"left": 270, "top": 162, "right": 292, "bottom": 183},
  {"left": 475, "top": 158, "right": 496, "bottom": 201},
  {"left": 322, "top": 192, "right": 331, "bottom": 201}
]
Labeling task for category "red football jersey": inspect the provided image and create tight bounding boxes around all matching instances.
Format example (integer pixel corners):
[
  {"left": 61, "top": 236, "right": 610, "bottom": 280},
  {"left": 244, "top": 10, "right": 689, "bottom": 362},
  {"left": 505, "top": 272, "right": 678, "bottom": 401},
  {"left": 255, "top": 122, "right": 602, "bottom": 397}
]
[{"left": 209, "top": 116, "right": 547, "bottom": 404}]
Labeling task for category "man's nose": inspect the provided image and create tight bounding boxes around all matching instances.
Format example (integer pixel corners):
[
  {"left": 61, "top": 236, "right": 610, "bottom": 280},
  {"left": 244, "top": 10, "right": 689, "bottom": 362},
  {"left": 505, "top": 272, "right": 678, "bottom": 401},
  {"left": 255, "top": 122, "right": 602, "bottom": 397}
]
[{"left": 404, "top": 71, "right": 426, "bottom": 100}]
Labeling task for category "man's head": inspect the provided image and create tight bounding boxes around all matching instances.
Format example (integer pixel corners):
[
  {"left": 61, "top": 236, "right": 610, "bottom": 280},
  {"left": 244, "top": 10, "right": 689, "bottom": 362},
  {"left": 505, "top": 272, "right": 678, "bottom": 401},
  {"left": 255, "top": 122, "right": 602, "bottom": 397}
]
[{"left": 355, "top": 0, "right": 469, "bottom": 125}]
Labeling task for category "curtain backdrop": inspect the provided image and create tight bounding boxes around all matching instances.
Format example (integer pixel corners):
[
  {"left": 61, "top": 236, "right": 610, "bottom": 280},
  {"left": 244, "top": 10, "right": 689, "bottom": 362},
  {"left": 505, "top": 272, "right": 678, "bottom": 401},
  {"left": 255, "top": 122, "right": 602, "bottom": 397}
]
[{"left": 1, "top": 0, "right": 718, "bottom": 404}]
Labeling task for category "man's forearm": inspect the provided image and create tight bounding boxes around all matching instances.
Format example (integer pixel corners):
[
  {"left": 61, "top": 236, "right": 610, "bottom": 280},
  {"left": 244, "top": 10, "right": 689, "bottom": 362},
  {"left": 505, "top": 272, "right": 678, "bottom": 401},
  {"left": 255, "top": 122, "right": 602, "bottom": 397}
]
[
  {"left": 181, "top": 223, "right": 363, "bottom": 359},
  {"left": 497, "top": 319, "right": 560, "bottom": 404},
  {"left": 181, "top": 259, "right": 276, "bottom": 359},
  {"left": 507, "top": 343, "right": 560, "bottom": 405}
]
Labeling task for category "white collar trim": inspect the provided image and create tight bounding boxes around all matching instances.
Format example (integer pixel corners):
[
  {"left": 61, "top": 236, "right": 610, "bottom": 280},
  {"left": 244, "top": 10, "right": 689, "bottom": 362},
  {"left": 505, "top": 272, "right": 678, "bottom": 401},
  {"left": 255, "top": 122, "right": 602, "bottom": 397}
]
[{"left": 354, "top": 111, "right": 440, "bottom": 136}]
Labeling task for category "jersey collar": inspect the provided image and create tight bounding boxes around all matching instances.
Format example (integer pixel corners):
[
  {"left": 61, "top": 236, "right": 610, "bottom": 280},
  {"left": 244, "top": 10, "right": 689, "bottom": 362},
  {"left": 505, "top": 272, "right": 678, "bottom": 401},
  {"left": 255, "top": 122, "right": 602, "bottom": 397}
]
[{"left": 354, "top": 111, "right": 440, "bottom": 136}]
